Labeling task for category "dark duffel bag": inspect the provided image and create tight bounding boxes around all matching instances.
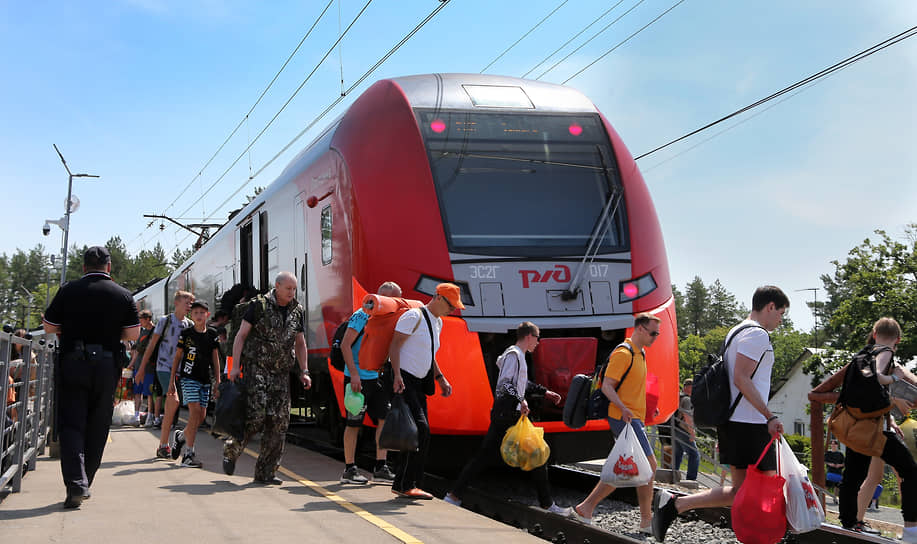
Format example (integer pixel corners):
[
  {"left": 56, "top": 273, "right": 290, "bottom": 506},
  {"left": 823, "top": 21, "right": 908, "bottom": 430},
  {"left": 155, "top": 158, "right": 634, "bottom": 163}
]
[
  {"left": 213, "top": 379, "right": 247, "bottom": 442},
  {"left": 378, "top": 394, "right": 418, "bottom": 451},
  {"left": 563, "top": 374, "right": 591, "bottom": 429}
]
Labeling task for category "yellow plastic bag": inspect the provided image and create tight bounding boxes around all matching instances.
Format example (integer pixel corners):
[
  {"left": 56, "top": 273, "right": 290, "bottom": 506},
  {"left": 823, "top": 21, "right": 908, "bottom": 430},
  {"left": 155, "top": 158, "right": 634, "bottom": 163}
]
[
  {"left": 901, "top": 418, "right": 917, "bottom": 459},
  {"left": 501, "top": 415, "right": 551, "bottom": 471}
]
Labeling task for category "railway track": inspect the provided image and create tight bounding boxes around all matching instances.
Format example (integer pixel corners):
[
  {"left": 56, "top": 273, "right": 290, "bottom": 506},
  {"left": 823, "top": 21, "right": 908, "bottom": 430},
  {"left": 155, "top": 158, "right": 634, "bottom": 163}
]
[{"left": 283, "top": 421, "right": 890, "bottom": 544}]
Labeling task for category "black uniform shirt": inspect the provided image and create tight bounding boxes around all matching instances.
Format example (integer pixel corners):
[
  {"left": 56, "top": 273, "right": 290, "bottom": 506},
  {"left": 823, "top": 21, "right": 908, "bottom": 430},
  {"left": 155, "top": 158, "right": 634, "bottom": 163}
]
[{"left": 44, "top": 272, "right": 140, "bottom": 353}]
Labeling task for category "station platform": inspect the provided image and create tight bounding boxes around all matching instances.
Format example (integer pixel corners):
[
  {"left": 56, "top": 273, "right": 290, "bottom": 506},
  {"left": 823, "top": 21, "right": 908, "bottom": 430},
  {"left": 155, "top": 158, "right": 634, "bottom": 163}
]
[{"left": 0, "top": 424, "right": 542, "bottom": 543}]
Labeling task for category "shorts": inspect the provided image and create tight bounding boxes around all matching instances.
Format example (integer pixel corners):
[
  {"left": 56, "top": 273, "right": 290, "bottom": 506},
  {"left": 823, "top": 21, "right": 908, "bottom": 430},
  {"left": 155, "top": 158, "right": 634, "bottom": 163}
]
[
  {"left": 180, "top": 377, "right": 211, "bottom": 409},
  {"left": 343, "top": 374, "right": 390, "bottom": 427},
  {"left": 608, "top": 417, "right": 654, "bottom": 459},
  {"left": 132, "top": 367, "right": 155, "bottom": 395},
  {"left": 717, "top": 420, "right": 777, "bottom": 471},
  {"left": 157, "top": 371, "right": 173, "bottom": 395}
]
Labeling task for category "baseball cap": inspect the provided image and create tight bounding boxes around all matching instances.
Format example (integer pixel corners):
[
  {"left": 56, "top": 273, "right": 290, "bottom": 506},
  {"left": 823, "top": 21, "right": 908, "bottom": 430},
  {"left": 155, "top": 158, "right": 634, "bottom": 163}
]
[
  {"left": 436, "top": 283, "right": 465, "bottom": 310},
  {"left": 190, "top": 300, "right": 210, "bottom": 312},
  {"left": 83, "top": 246, "right": 111, "bottom": 267}
]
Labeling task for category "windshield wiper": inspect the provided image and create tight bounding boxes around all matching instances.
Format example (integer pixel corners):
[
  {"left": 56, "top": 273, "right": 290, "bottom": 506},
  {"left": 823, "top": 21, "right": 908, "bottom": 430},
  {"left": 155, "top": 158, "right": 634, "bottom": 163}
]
[{"left": 562, "top": 145, "right": 623, "bottom": 300}]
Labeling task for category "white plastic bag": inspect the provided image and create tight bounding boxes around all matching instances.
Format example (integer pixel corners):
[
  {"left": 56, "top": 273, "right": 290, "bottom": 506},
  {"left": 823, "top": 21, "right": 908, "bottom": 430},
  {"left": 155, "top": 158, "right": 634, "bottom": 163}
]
[
  {"left": 778, "top": 435, "right": 825, "bottom": 533},
  {"left": 600, "top": 422, "right": 653, "bottom": 487},
  {"left": 112, "top": 400, "right": 135, "bottom": 426}
]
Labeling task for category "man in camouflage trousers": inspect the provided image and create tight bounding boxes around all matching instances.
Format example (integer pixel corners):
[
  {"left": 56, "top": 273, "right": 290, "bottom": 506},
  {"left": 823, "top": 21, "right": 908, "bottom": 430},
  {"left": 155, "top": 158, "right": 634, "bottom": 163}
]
[{"left": 223, "top": 272, "right": 311, "bottom": 484}]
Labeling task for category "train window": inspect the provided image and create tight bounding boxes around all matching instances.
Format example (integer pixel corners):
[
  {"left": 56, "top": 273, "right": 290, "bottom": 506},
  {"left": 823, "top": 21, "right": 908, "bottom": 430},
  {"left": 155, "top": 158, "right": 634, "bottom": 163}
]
[
  {"left": 321, "top": 205, "right": 332, "bottom": 265},
  {"left": 259, "top": 212, "right": 269, "bottom": 289},
  {"left": 416, "top": 110, "right": 629, "bottom": 257}
]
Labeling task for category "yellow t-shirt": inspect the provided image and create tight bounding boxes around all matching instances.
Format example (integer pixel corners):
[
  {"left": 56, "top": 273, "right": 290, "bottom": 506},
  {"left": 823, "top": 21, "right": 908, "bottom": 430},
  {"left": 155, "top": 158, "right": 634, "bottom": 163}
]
[{"left": 604, "top": 339, "right": 646, "bottom": 421}]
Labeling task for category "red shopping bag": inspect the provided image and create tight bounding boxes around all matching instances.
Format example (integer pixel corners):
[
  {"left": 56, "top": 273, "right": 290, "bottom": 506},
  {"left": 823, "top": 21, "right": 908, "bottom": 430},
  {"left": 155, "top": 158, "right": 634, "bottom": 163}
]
[{"left": 732, "top": 436, "right": 786, "bottom": 544}]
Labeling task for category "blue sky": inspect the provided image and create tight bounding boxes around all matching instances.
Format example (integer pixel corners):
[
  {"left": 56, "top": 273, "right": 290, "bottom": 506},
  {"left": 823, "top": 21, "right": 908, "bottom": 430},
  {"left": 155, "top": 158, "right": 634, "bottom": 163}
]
[{"left": 2, "top": 0, "right": 915, "bottom": 332}]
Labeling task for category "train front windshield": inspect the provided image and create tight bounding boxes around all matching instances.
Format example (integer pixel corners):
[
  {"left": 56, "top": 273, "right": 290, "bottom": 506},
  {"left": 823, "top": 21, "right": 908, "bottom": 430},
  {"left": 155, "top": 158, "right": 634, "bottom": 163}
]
[{"left": 417, "top": 110, "right": 628, "bottom": 257}]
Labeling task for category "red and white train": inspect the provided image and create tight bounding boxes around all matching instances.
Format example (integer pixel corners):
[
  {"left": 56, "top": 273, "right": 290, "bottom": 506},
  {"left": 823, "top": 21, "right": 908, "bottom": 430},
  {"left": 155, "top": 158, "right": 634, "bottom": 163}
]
[{"left": 135, "top": 73, "right": 679, "bottom": 466}]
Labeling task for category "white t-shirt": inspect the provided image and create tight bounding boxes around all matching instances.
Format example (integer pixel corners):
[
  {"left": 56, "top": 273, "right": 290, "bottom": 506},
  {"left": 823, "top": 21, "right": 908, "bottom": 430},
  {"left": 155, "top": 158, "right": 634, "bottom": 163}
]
[
  {"left": 394, "top": 307, "right": 442, "bottom": 379},
  {"left": 153, "top": 314, "right": 193, "bottom": 372},
  {"left": 725, "top": 318, "right": 774, "bottom": 424}
]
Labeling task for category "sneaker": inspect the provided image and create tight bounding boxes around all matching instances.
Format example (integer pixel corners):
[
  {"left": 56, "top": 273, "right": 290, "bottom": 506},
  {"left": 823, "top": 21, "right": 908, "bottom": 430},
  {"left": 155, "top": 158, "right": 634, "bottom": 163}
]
[
  {"left": 181, "top": 451, "right": 202, "bottom": 468},
  {"left": 373, "top": 464, "right": 396, "bottom": 482},
  {"left": 252, "top": 476, "right": 283, "bottom": 485},
  {"left": 570, "top": 505, "right": 592, "bottom": 525},
  {"left": 222, "top": 457, "right": 236, "bottom": 476},
  {"left": 156, "top": 445, "right": 171, "bottom": 459},
  {"left": 849, "top": 521, "right": 881, "bottom": 535},
  {"left": 902, "top": 526, "right": 917, "bottom": 543},
  {"left": 144, "top": 414, "right": 154, "bottom": 427},
  {"left": 399, "top": 488, "right": 433, "bottom": 500},
  {"left": 651, "top": 490, "right": 678, "bottom": 542},
  {"left": 639, "top": 525, "right": 653, "bottom": 535},
  {"left": 170, "top": 429, "right": 185, "bottom": 460},
  {"left": 130, "top": 414, "right": 142, "bottom": 426},
  {"left": 546, "top": 503, "right": 572, "bottom": 516},
  {"left": 153, "top": 416, "right": 163, "bottom": 428},
  {"left": 443, "top": 492, "right": 462, "bottom": 506},
  {"left": 340, "top": 465, "right": 369, "bottom": 484}
]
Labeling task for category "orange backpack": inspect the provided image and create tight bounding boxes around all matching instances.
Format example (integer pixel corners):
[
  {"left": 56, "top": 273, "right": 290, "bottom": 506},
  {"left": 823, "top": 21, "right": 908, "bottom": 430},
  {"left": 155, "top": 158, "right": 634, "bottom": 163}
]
[{"left": 357, "top": 295, "right": 424, "bottom": 371}]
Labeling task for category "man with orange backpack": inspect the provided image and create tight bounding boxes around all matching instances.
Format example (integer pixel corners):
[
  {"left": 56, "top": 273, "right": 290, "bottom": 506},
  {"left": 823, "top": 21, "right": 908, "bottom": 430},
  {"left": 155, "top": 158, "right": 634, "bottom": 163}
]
[{"left": 338, "top": 281, "right": 402, "bottom": 485}]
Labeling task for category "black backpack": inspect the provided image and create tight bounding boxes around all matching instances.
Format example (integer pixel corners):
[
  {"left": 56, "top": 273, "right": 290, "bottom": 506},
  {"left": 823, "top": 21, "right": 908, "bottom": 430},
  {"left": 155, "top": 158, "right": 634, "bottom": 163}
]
[
  {"left": 691, "top": 324, "right": 766, "bottom": 427},
  {"left": 838, "top": 345, "right": 893, "bottom": 416},
  {"left": 329, "top": 317, "right": 364, "bottom": 371},
  {"left": 587, "top": 342, "right": 638, "bottom": 420}
]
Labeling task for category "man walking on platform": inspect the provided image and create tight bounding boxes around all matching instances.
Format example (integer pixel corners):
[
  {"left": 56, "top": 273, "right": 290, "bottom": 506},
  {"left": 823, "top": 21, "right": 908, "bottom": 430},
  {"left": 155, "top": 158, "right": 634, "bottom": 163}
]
[
  {"left": 43, "top": 246, "right": 140, "bottom": 508},
  {"left": 223, "top": 272, "right": 311, "bottom": 484},
  {"left": 672, "top": 380, "right": 700, "bottom": 482}
]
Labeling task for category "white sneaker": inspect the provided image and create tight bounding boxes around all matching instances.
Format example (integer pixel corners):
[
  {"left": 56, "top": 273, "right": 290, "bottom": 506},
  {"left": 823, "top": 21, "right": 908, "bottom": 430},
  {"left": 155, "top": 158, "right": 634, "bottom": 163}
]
[
  {"left": 443, "top": 493, "right": 462, "bottom": 506},
  {"left": 144, "top": 414, "right": 154, "bottom": 427},
  {"left": 570, "top": 506, "right": 592, "bottom": 525},
  {"left": 546, "top": 503, "right": 572, "bottom": 516},
  {"left": 902, "top": 527, "right": 917, "bottom": 544},
  {"left": 130, "top": 414, "right": 142, "bottom": 426}
]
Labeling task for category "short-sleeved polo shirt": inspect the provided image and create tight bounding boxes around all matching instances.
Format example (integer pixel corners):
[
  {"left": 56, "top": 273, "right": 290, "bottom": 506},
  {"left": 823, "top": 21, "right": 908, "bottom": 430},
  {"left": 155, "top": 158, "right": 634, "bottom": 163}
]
[{"left": 44, "top": 272, "right": 139, "bottom": 353}]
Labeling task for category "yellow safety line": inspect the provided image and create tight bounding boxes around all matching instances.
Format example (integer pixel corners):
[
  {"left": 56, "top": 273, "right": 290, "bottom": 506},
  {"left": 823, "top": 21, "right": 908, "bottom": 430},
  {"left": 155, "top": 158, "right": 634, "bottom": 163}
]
[{"left": 238, "top": 443, "right": 422, "bottom": 543}]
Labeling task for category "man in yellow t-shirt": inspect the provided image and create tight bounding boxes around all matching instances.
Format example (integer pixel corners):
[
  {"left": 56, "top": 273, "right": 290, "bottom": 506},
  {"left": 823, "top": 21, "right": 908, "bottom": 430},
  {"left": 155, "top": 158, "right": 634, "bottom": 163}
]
[{"left": 572, "top": 312, "right": 661, "bottom": 532}]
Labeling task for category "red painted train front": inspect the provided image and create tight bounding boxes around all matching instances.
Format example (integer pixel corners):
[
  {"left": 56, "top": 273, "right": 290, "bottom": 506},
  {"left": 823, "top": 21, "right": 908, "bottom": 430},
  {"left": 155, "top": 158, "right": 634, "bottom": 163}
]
[{"left": 147, "top": 73, "right": 679, "bottom": 468}]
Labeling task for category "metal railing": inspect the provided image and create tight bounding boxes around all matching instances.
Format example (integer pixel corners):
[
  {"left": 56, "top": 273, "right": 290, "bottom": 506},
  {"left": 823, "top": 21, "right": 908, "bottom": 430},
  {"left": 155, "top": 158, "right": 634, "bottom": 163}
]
[
  {"left": 646, "top": 419, "right": 731, "bottom": 488},
  {"left": 1, "top": 326, "right": 56, "bottom": 493}
]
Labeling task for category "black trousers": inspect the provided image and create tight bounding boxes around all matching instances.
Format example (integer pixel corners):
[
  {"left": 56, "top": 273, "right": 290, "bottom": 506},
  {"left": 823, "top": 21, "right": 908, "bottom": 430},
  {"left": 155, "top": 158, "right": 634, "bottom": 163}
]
[
  {"left": 392, "top": 371, "right": 431, "bottom": 492},
  {"left": 58, "top": 352, "right": 117, "bottom": 495},
  {"left": 452, "top": 395, "right": 552, "bottom": 507},
  {"left": 839, "top": 431, "right": 917, "bottom": 527}
]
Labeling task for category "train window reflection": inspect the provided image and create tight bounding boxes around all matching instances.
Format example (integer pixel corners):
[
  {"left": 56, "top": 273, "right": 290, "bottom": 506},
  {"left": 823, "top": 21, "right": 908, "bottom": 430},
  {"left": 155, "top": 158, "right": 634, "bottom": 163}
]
[
  {"left": 321, "top": 205, "right": 332, "bottom": 265},
  {"left": 417, "top": 111, "right": 628, "bottom": 257}
]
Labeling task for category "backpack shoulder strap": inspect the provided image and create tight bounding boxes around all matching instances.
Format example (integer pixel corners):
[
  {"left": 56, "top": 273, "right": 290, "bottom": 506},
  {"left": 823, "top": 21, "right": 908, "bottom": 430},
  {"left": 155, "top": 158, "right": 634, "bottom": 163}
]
[
  {"left": 612, "top": 342, "right": 636, "bottom": 392},
  {"left": 720, "top": 324, "right": 767, "bottom": 356}
]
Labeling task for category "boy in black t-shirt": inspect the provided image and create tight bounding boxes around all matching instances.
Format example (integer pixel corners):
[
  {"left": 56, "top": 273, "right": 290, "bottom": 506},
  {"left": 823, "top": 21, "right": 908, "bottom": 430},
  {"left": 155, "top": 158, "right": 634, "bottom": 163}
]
[{"left": 168, "top": 300, "right": 221, "bottom": 468}]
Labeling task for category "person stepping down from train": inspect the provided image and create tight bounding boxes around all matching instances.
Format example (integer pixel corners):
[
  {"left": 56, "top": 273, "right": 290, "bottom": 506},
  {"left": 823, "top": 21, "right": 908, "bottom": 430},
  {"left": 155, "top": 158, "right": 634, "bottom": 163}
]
[
  {"left": 167, "top": 300, "right": 221, "bottom": 469},
  {"left": 652, "top": 287, "right": 789, "bottom": 542},
  {"left": 137, "top": 290, "right": 195, "bottom": 459},
  {"left": 571, "top": 313, "right": 662, "bottom": 532},
  {"left": 389, "top": 283, "right": 459, "bottom": 500},
  {"left": 339, "top": 282, "right": 403, "bottom": 485},
  {"left": 444, "top": 321, "right": 568, "bottom": 515},
  {"left": 223, "top": 272, "right": 312, "bottom": 485}
]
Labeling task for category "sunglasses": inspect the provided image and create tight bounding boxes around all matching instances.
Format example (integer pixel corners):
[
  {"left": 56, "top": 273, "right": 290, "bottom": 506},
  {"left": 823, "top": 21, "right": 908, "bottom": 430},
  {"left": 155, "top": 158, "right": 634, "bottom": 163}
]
[{"left": 640, "top": 324, "right": 660, "bottom": 337}]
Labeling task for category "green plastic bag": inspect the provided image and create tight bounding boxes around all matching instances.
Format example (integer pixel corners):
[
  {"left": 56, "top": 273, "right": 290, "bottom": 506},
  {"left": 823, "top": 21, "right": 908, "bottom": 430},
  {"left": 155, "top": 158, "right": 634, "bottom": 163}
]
[{"left": 344, "top": 384, "right": 365, "bottom": 416}]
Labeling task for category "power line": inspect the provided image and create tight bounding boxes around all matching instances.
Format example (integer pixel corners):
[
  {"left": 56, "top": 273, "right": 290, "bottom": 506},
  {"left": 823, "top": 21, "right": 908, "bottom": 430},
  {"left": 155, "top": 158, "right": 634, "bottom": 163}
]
[
  {"left": 521, "top": 0, "right": 627, "bottom": 79},
  {"left": 172, "top": 0, "right": 376, "bottom": 221},
  {"left": 166, "top": 0, "right": 453, "bottom": 256},
  {"left": 562, "top": 0, "right": 687, "bottom": 84},
  {"left": 160, "top": 0, "right": 334, "bottom": 217},
  {"left": 536, "top": 0, "right": 647, "bottom": 81},
  {"left": 480, "top": 0, "right": 569, "bottom": 74},
  {"left": 634, "top": 24, "right": 917, "bottom": 161}
]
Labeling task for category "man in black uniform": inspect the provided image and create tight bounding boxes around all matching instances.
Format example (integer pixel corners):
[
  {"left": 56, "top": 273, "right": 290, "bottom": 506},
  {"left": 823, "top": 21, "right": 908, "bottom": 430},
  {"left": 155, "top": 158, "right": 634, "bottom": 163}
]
[{"left": 43, "top": 246, "right": 140, "bottom": 508}]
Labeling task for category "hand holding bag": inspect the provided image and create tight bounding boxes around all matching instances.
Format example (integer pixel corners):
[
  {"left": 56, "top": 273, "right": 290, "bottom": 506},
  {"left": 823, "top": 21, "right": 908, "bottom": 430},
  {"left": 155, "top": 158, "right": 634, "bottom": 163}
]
[
  {"left": 778, "top": 436, "right": 825, "bottom": 533},
  {"left": 732, "top": 436, "right": 786, "bottom": 544},
  {"left": 599, "top": 422, "right": 653, "bottom": 487}
]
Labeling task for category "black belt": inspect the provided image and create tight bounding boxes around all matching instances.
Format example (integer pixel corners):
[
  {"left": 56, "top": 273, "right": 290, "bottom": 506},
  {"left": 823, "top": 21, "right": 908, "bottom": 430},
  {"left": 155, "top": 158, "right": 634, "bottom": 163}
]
[{"left": 66, "top": 341, "right": 114, "bottom": 360}]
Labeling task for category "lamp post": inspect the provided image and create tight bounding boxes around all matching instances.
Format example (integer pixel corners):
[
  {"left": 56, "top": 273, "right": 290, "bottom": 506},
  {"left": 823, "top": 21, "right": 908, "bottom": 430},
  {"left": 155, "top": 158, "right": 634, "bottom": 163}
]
[
  {"left": 53, "top": 144, "right": 99, "bottom": 285},
  {"left": 796, "top": 287, "right": 820, "bottom": 348}
]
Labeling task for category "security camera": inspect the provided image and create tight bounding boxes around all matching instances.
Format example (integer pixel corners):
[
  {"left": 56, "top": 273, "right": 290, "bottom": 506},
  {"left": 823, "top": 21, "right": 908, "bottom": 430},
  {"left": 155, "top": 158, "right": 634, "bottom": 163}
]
[{"left": 42, "top": 222, "right": 51, "bottom": 236}]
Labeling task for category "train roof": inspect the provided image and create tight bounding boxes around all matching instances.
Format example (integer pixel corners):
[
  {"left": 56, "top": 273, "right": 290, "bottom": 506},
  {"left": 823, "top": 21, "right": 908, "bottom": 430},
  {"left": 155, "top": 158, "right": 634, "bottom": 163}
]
[{"left": 389, "top": 73, "right": 598, "bottom": 113}]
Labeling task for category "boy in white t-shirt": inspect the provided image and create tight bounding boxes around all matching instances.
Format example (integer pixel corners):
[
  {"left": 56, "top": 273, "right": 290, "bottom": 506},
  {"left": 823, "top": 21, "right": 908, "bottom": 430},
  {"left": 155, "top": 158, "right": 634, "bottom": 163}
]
[{"left": 652, "top": 286, "right": 789, "bottom": 542}]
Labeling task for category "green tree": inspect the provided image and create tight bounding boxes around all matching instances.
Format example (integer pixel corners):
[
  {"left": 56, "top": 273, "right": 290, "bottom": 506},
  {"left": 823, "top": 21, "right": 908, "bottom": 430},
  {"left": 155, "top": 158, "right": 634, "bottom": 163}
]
[
  {"left": 684, "top": 276, "right": 711, "bottom": 336},
  {"left": 678, "top": 333, "right": 706, "bottom": 382},
  {"left": 820, "top": 225, "right": 917, "bottom": 361},
  {"left": 707, "top": 279, "right": 744, "bottom": 330}
]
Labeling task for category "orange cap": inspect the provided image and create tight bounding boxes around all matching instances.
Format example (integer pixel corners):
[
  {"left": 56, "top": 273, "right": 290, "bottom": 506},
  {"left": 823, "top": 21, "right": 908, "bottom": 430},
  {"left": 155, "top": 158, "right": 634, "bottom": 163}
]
[{"left": 436, "top": 283, "right": 465, "bottom": 310}]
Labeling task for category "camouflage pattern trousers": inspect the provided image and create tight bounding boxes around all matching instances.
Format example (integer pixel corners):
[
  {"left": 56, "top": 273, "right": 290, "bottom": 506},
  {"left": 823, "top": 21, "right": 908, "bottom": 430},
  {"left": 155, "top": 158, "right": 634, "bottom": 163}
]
[{"left": 223, "top": 367, "right": 291, "bottom": 480}]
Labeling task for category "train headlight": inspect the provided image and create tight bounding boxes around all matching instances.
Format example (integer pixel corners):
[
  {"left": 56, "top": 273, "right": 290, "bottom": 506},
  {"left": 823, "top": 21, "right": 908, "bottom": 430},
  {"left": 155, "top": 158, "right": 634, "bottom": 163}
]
[
  {"left": 415, "top": 275, "right": 474, "bottom": 307},
  {"left": 619, "top": 273, "right": 657, "bottom": 303}
]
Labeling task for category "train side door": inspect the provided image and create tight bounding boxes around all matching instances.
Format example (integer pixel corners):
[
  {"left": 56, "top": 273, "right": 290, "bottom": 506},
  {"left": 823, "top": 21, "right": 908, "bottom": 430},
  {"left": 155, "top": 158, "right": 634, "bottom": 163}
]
[{"left": 293, "top": 195, "right": 311, "bottom": 343}]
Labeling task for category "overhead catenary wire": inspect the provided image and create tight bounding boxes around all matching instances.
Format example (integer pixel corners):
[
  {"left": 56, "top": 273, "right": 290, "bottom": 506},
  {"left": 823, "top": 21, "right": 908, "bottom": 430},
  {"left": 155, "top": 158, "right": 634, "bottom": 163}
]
[
  {"left": 165, "top": 0, "right": 453, "bottom": 256},
  {"left": 521, "top": 0, "right": 627, "bottom": 79},
  {"left": 561, "top": 0, "right": 687, "bottom": 84},
  {"left": 172, "top": 0, "right": 375, "bottom": 222},
  {"left": 634, "top": 24, "right": 917, "bottom": 161},
  {"left": 536, "top": 0, "right": 647, "bottom": 81},
  {"left": 480, "top": 0, "right": 569, "bottom": 74}
]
